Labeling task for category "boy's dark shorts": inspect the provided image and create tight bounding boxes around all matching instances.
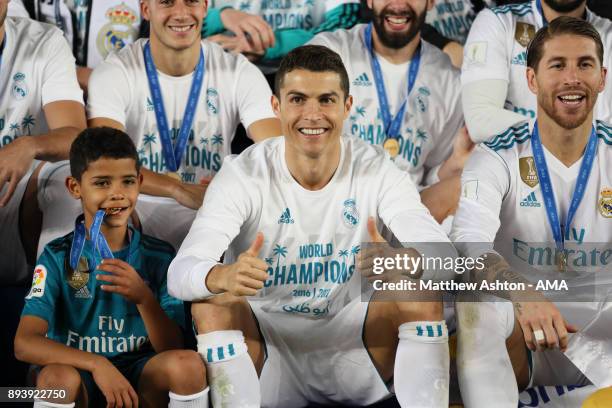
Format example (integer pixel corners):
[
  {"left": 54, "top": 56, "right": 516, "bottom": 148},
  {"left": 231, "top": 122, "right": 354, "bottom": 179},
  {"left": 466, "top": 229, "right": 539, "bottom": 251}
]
[{"left": 35, "top": 351, "right": 155, "bottom": 407}]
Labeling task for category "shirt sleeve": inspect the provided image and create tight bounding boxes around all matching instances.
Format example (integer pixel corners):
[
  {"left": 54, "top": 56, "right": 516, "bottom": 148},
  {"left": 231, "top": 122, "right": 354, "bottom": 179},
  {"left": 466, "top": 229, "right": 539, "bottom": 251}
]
[
  {"left": 21, "top": 248, "right": 63, "bottom": 325},
  {"left": 7, "top": 0, "right": 31, "bottom": 18},
  {"left": 423, "top": 70, "right": 464, "bottom": 186},
  {"left": 87, "top": 59, "right": 131, "bottom": 125},
  {"left": 378, "top": 160, "right": 458, "bottom": 281},
  {"left": 155, "top": 252, "right": 186, "bottom": 329},
  {"left": 450, "top": 144, "right": 510, "bottom": 259},
  {"left": 263, "top": 2, "right": 361, "bottom": 61},
  {"left": 167, "top": 162, "right": 253, "bottom": 301},
  {"left": 461, "top": 8, "right": 511, "bottom": 86},
  {"left": 40, "top": 30, "right": 83, "bottom": 106},
  {"left": 233, "top": 58, "right": 276, "bottom": 131}
]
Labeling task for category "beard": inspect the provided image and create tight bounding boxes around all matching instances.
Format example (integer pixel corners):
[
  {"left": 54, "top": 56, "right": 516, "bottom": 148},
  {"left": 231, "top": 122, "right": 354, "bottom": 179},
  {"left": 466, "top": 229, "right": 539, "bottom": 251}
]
[
  {"left": 543, "top": 0, "right": 585, "bottom": 13},
  {"left": 539, "top": 87, "right": 595, "bottom": 130},
  {"left": 371, "top": 3, "right": 426, "bottom": 49}
]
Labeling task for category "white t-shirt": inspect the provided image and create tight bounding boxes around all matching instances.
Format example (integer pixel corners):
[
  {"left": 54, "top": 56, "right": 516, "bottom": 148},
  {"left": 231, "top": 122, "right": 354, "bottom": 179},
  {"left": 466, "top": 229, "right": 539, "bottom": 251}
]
[
  {"left": 309, "top": 24, "right": 463, "bottom": 186},
  {"left": 211, "top": 0, "right": 358, "bottom": 31},
  {"left": 462, "top": 1, "right": 612, "bottom": 122},
  {"left": 425, "top": 0, "right": 495, "bottom": 44},
  {"left": 168, "top": 137, "right": 455, "bottom": 314},
  {"left": 7, "top": 0, "right": 30, "bottom": 18},
  {"left": 87, "top": 39, "right": 276, "bottom": 183},
  {"left": 0, "top": 17, "right": 83, "bottom": 150},
  {"left": 451, "top": 120, "right": 612, "bottom": 274}
]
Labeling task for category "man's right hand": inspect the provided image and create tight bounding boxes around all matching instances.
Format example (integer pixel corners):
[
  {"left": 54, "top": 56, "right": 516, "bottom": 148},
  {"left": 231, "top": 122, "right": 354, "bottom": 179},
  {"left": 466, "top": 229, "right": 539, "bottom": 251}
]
[
  {"left": 207, "top": 232, "right": 269, "bottom": 296},
  {"left": 91, "top": 357, "right": 139, "bottom": 408},
  {"left": 513, "top": 296, "right": 578, "bottom": 352},
  {"left": 220, "top": 8, "right": 275, "bottom": 54}
]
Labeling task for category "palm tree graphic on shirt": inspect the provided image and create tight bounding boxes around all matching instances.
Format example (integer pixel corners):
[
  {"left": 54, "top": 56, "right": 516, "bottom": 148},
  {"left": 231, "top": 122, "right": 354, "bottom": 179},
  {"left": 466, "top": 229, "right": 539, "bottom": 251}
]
[
  {"left": 9, "top": 123, "right": 19, "bottom": 137},
  {"left": 356, "top": 106, "right": 366, "bottom": 117},
  {"left": 21, "top": 115, "right": 35, "bottom": 135},
  {"left": 273, "top": 244, "right": 287, "bottom": 270},
  {"left": 212, "top": 135, "right": 223, "bottom": 146},
  {"left": 199, "top": 137, "right": 208, "bottom": 147},
  {"left": 338, "top": 249, "right": 349, "bottom": 281},
  {"left": 143, "top": 133, "right": 157, "bottom": 156},
  {"left": 351, "top": 245, "right": 361, "bottom": 268},
  {"left": 416, "top": 129, "right": 428, "bottom": 145}
]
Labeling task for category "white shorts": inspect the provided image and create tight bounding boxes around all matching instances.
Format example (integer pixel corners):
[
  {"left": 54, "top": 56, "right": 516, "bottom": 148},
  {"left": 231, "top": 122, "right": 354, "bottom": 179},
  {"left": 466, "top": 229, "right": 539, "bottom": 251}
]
[
  {"left": 249, "top": 294, "right": 392, "bottom": 408},
  {"left": 36, "top": 162, "right": 198, "bottom": 254},
  {"left": 0, "top": 163, "right": 35, "bottom": 285}
]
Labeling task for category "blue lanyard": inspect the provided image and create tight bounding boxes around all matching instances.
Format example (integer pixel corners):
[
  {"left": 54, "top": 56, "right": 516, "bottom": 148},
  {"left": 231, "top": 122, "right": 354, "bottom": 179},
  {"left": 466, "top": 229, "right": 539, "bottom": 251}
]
[
  {"left": 143, "top": 41, "right": 205, "bottom": 172},
  {"left": 364, "top": 23, "right": 421, "bottom": 140},
  {"left": 536, "top": 0, "right": 548, "bottom": 26},
  {"left": 531, "top": 121, "right": 598, "bottom": 254},
  {"left": 69, "top": 210, "right": 114, "bottom": 270}
]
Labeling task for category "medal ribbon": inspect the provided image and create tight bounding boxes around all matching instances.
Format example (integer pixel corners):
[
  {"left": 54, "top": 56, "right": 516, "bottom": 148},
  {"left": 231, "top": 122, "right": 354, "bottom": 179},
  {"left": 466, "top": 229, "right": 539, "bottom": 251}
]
[
  {"left": 364, "top": 23, "right": 421, "bottom": 141},
  {"left": 69, "top": 210, "right": 114, "bottom": 270},
  {"left": 143, "top": 41, "right": 205, "bottom": 172},
  {"left": 531, "top": 121, "right": 598, "bottom": 260},
  {"left": 536, "top": 0, "right": 548, "bottom": 26}
]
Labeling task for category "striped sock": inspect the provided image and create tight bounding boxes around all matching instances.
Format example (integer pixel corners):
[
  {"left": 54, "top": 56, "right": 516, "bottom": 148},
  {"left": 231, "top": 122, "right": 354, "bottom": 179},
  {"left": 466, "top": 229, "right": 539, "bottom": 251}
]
[
  {"left": 394, "top": 321, "right": 449, "bottom": 408},
  {"left": 197, "top": 330, "right": 260, "bottom": 408}
]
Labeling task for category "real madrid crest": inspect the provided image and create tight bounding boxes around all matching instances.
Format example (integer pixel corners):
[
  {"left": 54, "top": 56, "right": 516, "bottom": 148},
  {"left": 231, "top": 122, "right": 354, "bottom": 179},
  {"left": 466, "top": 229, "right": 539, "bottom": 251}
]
[
  {"left": 519, "top": 156, "right": 539, "bottom": 187},
  {"left": 65, "top": 256, "right": 90, "bottom": 290},
  {"left": 11, "top": 73, "right": 28, "bottom": 100},
  {"left": 599, "top": 188, "right": 612, "bottom": 218},
  {"left": 97, "top": 3, "right": 138, "bottom": 61},
  {"left": 515, "top": 22, "right": 536, "bottom": 48},
  {"left": 342, "top": 199, "right": 359, "bottom": 228}
]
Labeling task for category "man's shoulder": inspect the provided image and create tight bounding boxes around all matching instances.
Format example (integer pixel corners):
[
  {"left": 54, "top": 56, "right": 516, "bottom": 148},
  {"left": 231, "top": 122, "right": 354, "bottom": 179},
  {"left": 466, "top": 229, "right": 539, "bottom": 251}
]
[
  {"left": 7, "top": 17, "right": 65, "bottom": 51},
  {"left": 483, "top": 121, "right": 532, "bottom": 152},
  {"left": 222, "top": 137, "right": 283, "bottom": 179},
  {"left": 102, "top": 39, "right": 146, "bottom": 69},
  {"left": 489, "top": 2, "right": 534, "bottom": 18},
  {"left": 310, "top": 24, "right": 364, "bottom": 53},
  {"left": 202, "top": 39, "right": 253, "bottom": 72},
  {"left": 595, "top": 120, "right": 612, "bottom": 148},
  {"left": 421, "top": 40, "right": 460, "bottom": 81},
  {"left": 344, "top": 136, "right": 392, "bottom": 172}
]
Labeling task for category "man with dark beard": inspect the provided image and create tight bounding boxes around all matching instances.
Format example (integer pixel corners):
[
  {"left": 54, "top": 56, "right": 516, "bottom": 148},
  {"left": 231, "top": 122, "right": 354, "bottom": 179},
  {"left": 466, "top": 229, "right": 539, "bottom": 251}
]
[
  {"left": 309, "top": 0, "right": 472, "bottom": 224},
  {"left": 461, "top": 0, "right": 612, "bottom": 142},
  {"left": 452, "top": 17, "right": 612, "bottom": 407}
]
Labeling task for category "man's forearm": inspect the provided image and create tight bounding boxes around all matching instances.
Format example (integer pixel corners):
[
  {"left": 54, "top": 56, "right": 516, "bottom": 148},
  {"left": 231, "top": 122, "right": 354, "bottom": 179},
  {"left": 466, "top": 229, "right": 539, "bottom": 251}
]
[
  {"left": 27, "top": 126, "right": 84, "bottom": 162},
  {"left": 471, "top": 252, "right": 534, "bottom": 301}
]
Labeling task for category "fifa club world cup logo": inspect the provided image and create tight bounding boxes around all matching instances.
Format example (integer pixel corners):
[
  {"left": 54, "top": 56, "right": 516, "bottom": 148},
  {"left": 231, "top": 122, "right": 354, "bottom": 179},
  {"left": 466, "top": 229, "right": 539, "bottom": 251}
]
[
  {"left": 519, "top": 156, "right": 539, "bottom": 188},
  {"left": 515, "top": 22, "right": 536, "bottom": 48}
]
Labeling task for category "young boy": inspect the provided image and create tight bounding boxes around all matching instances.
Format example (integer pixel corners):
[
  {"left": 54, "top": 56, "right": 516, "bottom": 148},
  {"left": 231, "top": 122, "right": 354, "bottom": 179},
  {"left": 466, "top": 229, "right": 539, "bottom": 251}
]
[{"left": 14, "top": 127, "right": 208, "bottom": 408}]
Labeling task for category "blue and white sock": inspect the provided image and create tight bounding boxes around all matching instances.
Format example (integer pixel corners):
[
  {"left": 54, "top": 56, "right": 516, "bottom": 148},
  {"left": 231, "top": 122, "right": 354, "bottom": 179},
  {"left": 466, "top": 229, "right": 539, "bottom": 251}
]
[
  {"left": 394, "top": 321, "right": 449, "bottom": 408},
  {"left": 197, "top": 330, "right": 260, "bottom": 408}
]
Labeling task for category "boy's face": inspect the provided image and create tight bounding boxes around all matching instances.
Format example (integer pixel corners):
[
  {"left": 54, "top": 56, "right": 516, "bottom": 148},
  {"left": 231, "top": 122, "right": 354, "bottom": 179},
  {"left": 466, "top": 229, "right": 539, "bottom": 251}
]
[{"left": 67, "top": 157, "right": 142, "bottom": 230}]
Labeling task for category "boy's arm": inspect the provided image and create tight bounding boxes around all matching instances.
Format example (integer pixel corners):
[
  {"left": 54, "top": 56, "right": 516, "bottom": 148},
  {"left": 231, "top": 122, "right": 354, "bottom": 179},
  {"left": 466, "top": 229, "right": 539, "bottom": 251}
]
[
  {"left": 97, "top": 259, "right": 183, "bottom": 351},
  {"left": 14, "top": 316, "right": 139, "bottom": 406}
]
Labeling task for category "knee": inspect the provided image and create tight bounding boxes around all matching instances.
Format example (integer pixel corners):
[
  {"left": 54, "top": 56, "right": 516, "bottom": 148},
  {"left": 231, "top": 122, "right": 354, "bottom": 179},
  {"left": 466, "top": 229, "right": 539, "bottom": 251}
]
[
  {"left": 192, "top": 294, "right": 250, "bottom": 333},
  {"left": 37, "top": 364, "right": 81, "bottom": 402},
  {"left": 395, "top": 299, "right": 444, "bottom": 323},
  {"left": 162, "top": 350, "right": 207, "bottom": 391}
]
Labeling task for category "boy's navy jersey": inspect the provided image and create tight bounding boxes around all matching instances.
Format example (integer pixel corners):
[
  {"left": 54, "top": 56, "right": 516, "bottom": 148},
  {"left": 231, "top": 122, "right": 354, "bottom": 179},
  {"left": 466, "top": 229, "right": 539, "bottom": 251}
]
[{"left": 22, "top": 226, "right": 184, "bottom": 358}]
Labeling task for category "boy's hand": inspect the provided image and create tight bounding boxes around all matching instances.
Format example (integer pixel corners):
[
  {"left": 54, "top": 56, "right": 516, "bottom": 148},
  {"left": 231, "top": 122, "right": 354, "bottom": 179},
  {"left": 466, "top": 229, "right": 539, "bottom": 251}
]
[
  {"left": 92, "top": 357, "right": 139, "bottom": 408},
  {"left": 97, "top": 259, "right": 155, "bottom": 305}
]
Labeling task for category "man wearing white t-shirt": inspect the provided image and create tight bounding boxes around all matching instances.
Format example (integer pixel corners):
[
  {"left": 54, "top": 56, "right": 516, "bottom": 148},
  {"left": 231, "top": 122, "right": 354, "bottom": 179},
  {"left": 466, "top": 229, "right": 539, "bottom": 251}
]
[
  {"left": 309, "top": 0, "right": 471, "bottom": 222},
  {"left": 169, "top": 45, "right": 457, "bottom": 408},
  {"left": 0, "top": 0, "right": 85, "bottom": 385},
  {"left": 462, "top": 0, "right": 612, "bottom": 142},
  {"left": 452, "top": 18, "right": 612, "bottom": 407},
  {"left": 36, "top": 0, "right": 281, "bottom": 252}
]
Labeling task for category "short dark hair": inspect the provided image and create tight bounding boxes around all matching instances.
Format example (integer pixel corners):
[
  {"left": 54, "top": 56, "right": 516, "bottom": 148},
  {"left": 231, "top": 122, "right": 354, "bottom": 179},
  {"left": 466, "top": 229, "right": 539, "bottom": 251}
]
[
  {"left": 70, "top": 127, "right": 140, "bottom": 180},
  {"left": 527, "top": 16, "right": 604, "bottom": 71},
  {"left": 275, "top": 45, "right": 350, "bottom": 100}
]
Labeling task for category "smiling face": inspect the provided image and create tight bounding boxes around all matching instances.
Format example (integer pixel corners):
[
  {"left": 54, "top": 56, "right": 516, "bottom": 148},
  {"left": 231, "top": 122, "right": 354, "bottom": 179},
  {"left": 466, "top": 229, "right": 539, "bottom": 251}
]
[
  {"left": 272, "top": 69, "right": 352, "bottom": 160},
  {"left": 367, "top": 0, "right": 432, "bottom": 49},
  {"left": 142, "top": 0, "right": 206, "bottom": 52},
  {"left": 527, "top": 34, "right": 606, "bottom": 130},
  {"left": 67, "top": 157, "right": 142, "bottom": 233}
]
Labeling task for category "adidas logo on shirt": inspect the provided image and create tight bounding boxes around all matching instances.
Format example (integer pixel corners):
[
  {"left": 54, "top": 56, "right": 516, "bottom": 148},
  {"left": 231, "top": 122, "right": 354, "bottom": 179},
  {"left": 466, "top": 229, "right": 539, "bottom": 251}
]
[
  {"left": 511, "top": 52, "right": 527, "bottom": 66},
  {"left": 520, "top": 192, "right": 541, "bottom": 208},
  {"left": 278, "top": 208, "right": 295, "bottom": 224},
  {"left": 352, "top": 73, "right": 372, "bottom": 87}
]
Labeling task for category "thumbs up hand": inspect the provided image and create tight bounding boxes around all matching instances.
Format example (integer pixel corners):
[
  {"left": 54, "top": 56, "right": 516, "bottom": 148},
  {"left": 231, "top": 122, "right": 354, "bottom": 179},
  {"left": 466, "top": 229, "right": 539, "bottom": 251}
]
[
  {"left": 359, "top": 217, "right": 391, "bottom": 282},
  {"left": 206, "top": 232, "right": 270, "bottom": 297}
]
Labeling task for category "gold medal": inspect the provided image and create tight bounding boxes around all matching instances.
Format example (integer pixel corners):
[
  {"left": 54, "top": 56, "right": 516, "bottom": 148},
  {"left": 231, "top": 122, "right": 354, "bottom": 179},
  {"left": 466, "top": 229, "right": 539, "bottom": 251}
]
[
  {"left": 65, "top": 256, "right": 90, "bottom": 290},
  {"left": 167, "top": 172, "right": 182, "bottom": 181},
  {"left": 383, "top": 138, "right": 400, "bottom": 158},
  {"left": 556, "top": 250, "right": 567, "bottom": 272}
]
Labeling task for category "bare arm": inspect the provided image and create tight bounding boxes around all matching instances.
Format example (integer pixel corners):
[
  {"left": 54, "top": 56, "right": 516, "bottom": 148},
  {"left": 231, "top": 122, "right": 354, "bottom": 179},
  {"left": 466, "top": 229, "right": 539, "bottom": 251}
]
[
  {"left": 76, "top": 66, "right": 93, "bottom": 94},
  {"left": 247, "top": 118, "right": 282, "bottom": 143}
]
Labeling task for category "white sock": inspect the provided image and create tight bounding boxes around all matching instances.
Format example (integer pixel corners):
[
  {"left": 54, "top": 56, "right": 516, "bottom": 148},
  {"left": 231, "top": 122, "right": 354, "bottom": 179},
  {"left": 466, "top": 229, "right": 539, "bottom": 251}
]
[
  {"left": 394, "top": 321, "right": 449, "bottom": 408},
  {"left": 33, "top": 401, "right": 75, "bottom": 408},
  {"left": 197, "top": 330, "right": 260, "bottom": 408},
  {"left": 169, "top": 387, "right": 209, "bottom": 408},
  {"left": 457, "top": 301, "right": 518, "bottom": 408}
]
